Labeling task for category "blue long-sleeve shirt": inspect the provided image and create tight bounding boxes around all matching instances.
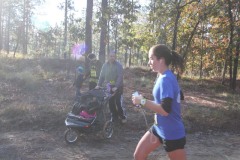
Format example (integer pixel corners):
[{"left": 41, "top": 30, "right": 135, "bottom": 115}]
[{"left": 97, "top": 61, "right": 123, "bottom": 88}]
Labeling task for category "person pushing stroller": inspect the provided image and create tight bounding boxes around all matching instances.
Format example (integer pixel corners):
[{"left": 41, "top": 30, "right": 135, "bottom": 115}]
[{"left": 95, "top": 52, "right": 127, "bottom": 124}]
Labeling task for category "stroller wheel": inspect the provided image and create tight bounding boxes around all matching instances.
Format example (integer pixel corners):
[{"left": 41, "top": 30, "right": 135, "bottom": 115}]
[
  {"left": 102, "top": 120, "right": 113, "bottom": 139},
  {"left": 64, "top": 128, "right": 79, "bottom": 144}
]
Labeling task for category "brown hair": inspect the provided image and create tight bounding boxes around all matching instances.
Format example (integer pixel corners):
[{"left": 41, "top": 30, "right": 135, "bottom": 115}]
[{"left": 151, "top": 44, "right": 184, "bottom": 73}]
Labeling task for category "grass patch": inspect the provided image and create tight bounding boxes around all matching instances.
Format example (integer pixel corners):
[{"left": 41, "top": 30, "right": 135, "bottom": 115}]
[
  {"left": 183, "top": 104, "right": 240, "bottom": 132},
  {"left": 0, "top": 102, "right": 68, "bottom": 132},
  {"left": 6, "top": 70, "right": 42, "bottom": 92},
  {"left": 181, "top": 78, "right": 240, "bottom": 133}
]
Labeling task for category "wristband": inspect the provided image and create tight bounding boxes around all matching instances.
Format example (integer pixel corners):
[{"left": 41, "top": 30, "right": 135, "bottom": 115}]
[{"left": 140, "top": 98, "right": 146, "bottom": 106}]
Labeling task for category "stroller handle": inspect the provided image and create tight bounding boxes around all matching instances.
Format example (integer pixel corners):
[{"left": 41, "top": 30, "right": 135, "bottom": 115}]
[{"left": 91, "top": 87, "right": 117, "bottom": 99}]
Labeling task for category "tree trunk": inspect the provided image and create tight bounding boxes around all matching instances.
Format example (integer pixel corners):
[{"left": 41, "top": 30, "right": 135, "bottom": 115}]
[
  {"left": 6, "top": 4, "right": 10, "bottom": 54},
  {"left": 114, "top": 24, "right": 118, "bottom": 54},
  {"left": 124, "top": 46, "right": 128, "bottom": 67},
  {"left": 199, "top": 20, "right": 204, "bottom": 79},
  {"left": 227, "top": 0, "right": 234, "bottom": 89},
  {"left": 128, "top": 0, "right": 134, "bottom": 67},
  {"left": 221, "top": 48, "right": 228, "bottom": 85},
  {"left": 232, "top": 28, "right": 240, "bottom": 91},
  {"left": 23, "top": 0, "right": 29, "bottom": 54},
  {"left": 85, "top": 0, "right": 93, "bottom": 72},
  {"left": 172, "top": 3, "right": 181, "bottom": 51},
  {"left": 107, "top": 20, "right": 110, "bottom": 55},
  {"left": 0, "top": 0, "right": 3, "bottom": 52},
  {"left": 182, "top": 20, "right": 200, "bottom": 60},
  {"left": 63, "top": 0, "right": 68, "bottom": 59},
  {"left": 99, "top": 0, "right": 108, "bottom": 64},
  {"left": 128, "top": 47, "right": 132, "bottom": 67}
]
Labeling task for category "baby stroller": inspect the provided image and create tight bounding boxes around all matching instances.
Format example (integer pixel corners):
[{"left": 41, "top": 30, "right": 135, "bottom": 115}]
[{"left": 64, "top": 87, "right": 114, "bottom": 144}]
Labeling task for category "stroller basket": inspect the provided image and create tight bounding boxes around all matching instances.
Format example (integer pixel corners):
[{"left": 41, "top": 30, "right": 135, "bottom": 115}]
[
  {"left": 65, "top": 112, "right": 96, "bottom": 128},
  {"left": 67, "top": 112, "right": 96, "bottom": 123}
]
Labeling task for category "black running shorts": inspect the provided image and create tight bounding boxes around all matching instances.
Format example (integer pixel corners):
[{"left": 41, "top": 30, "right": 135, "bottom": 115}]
[{"left": 149, "top": 125, "right": 186, "bottom": 152}]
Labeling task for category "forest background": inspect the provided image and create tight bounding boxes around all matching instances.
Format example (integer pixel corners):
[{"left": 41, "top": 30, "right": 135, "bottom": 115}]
[{"left": 0, "top": 0, "right": 239, "bottom": 89}]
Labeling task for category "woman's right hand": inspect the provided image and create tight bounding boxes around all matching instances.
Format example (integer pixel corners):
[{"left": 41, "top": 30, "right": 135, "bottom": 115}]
[
  {"left": 95, "top": 86, "right": 100, "bottom": 89},
  {"left": 132, "top": 94, "right": 143, "bottom": 106}
]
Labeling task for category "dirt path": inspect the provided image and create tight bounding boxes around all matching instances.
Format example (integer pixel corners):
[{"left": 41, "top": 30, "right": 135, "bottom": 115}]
[
  {"left": 1, "top": 86, "right": 240, "bottom": 160},
  {"left": 1, "top": 127, "right": 240, "bottom": 160}
]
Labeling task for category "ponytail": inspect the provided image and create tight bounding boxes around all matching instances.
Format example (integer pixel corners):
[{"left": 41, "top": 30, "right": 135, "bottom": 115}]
[{"left": 171, "top": 51, "right": 184, "bottom": 74}]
